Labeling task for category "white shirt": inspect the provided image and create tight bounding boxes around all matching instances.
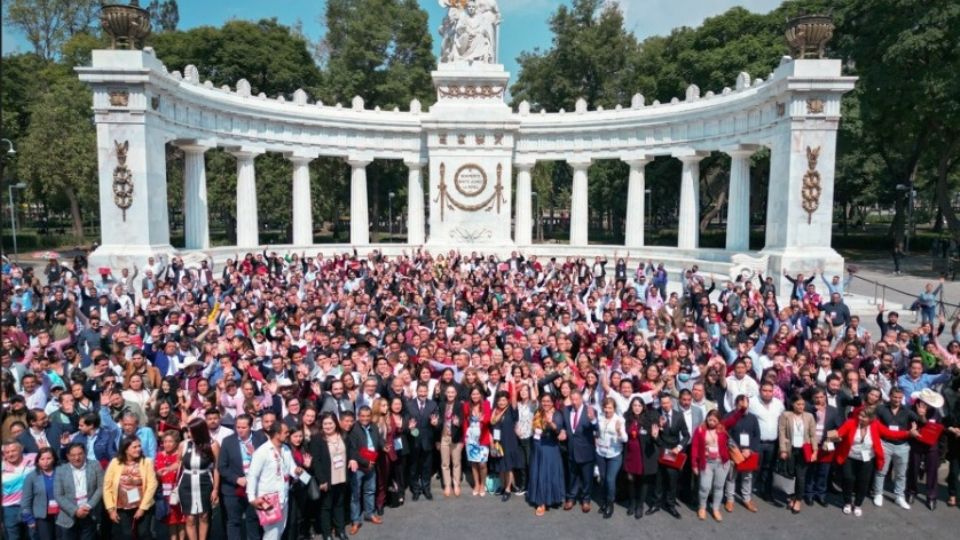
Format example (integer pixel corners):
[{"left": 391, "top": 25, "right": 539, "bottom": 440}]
[
  {"left": 210, "top": 425, "right": 235, "bottom": 446},
  {"left": 724, "top": 375, "right": 759, "bottom": 413},
  {"left": 849, "top": 425, "right": 874, "bottom": 461},
  {"left": 246, "top": 441, "right": 298, "bottom": 505},
  {"left": 749, "top": 397, "right": 785, "bottom": 442},
  {"left": 72, "top": 465, "right": 88, "bottom": 503},
  {"left": 595, "top": 414, "right": 628, "bottom": 458},
  {"left": 680, "top": 406, "right": 695, "bottom": 436}
]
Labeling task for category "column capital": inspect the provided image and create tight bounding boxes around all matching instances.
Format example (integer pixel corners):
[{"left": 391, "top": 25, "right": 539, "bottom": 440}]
[
  {"left": 285, "top": 151, "right": 319, "bottom": 165},
  {"left": 347, "top": 156, "right": 373, "bottom": 168},
  {"left": 175, "top": 139, "right": 216, "bottom": 155},
  {"left": 673, "top": 150, "right": 709, "bottom": 164},
  {"left": 514, "top": 159, "right": 536, "bottom": 172},
  {"left": 227, "top": 146, "right": 266, "bottom": 160},
  {"left": 623, "top": 154, "right": 651, "bottom": 168},
  {"left": 403, "top": 158, "right": 428, "bottom": 170},
  {"left": 720, "top": 144, "right": 762, "bottom": 158},
  {"left": 568, "top": 156, "right": 592, "bottom": 170}
]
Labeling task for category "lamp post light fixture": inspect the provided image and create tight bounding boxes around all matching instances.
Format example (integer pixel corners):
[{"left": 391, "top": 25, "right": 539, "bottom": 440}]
[{"left": 8, "top": 182, "right": 27, "bottom": 262}]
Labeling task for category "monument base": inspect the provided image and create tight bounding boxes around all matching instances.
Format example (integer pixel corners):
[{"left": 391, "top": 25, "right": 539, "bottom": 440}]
[
  {"left": 761, "top": 246, "right": 845, "bottom": 295},
  {"left": 87, "top": 243, "right": 177, "bottom": 273}
]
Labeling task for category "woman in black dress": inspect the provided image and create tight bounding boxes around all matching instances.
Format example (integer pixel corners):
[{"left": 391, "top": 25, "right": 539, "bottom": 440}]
[
  {"left": 490, "top": 390, "right": 523, "bottom": 501},
  {"left": 623, "top": 397, "right": 661, "bottom": 519},
  {"left": 178, "top": 418, "right": 220, "bottom": 540}
]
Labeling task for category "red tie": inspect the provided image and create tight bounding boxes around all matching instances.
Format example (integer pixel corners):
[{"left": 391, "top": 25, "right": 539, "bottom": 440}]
[{"left": 572, "top": 409, "right": 580, "bottom": 431}]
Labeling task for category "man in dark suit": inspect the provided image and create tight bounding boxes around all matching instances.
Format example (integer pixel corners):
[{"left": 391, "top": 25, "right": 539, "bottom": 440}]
[
  {"left": 564, "top": 392, "right": 597, "bottom": 512},
  {"left": 658, "top": 393, "right": 690, "bottom": 518},
  {"left": 17, "top": 408, "right": 63, "bottom": 456},
  {"left": 218, "top": 414, "right": 267, "bottom": 540},
  {"left": 347, "top": 406, "right": 384, "bottom": 534},
  {"left": 406, "top": 382, "right": 439, "bottom": 500},
  {"left": 806, "top": 387, "right": 844, "bottom": 507},
  {"left": 725, "top": 394, "right": 762, "bottom": 512}
]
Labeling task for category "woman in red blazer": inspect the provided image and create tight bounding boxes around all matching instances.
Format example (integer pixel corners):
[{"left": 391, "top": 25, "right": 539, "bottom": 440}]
[
  {"left": 690, "top": 410, "right": 731, "bottom": 522},
  {"left": 832, "top": 406, "right": 916, "bottom": 516},
  {"left": 463, "top": 386, "right": 493, "bottom": 496}
]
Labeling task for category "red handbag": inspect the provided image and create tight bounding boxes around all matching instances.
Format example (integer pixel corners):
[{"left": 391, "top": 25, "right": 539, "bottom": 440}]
[
  {"left": 735, "top": 452, "right": 760, "bottom": 473},
  {"left": 658, "top": 451, "right": 687, "bottom": 470}
]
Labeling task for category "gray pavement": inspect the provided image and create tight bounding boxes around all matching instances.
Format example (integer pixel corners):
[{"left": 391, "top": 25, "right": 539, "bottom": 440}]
[{"left": 360, "top": 471, "right": 959, "bottom": 540}]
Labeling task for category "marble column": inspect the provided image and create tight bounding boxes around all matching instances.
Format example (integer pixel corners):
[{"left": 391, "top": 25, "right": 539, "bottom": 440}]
[
  {"left": 676, "top": 152, "right": 706, "bottom": 250},
  {"left": 569, "top": 158, "right": 591, "bottom": 246},
  {"left": 289, "top": 155, "right": 315, "bottom": 246},
  {"left": 231, "top": 148, "right": 264, "bottom": 248},
  {"left": 514, "top": 161, "right": 535, "bottom": 246},
  {"left": 181, "top": 144, "right": 211, "bottom": 250},
  {"left": 624, "top": 157, "right": 650, "bottom": 248},
  {"left": 348, "top": 157, "right": 372, "bottom": 245},
  {"left": 724, "top": 146, "right": 757, "bottom": 252},
  {"left": 405, "top": 160, "right": 426, "bottom": 245}
]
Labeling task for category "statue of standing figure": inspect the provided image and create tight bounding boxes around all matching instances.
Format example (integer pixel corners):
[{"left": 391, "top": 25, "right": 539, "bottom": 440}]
[{"left": 439, "top": 0, "right": 501, "bottom": 64}]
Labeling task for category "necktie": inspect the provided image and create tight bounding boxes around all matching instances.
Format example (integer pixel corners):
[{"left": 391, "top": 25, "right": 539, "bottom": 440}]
[{"left": 572, "top": 408, "right": 579, "bottom": 431}]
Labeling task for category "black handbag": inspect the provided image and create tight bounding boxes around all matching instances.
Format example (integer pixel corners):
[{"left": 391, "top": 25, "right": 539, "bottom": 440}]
[{"left": 306, "top": 478, "right": 322, "bottom": 501}]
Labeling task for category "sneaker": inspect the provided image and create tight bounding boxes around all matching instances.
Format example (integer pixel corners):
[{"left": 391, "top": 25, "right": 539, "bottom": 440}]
[
  {"left": 853, "top": 507, "right": 862, "bottom": 517},
  {"left": 873, "top": 494, "right": 884, "bottom": 507},
  {"left": 843, "top": 504, "right": 852, "bottom": 515},
  {"left": 895, "top": 497, "right": 911, "bottom": 510}
]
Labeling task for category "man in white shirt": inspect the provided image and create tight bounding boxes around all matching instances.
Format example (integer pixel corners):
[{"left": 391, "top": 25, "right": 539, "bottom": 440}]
[
  {"left": 206, "top": 409, "right": 235, "bottom": 445},
  {"left": 748, "top": 382, "right": 784, "bottom": 502},
  {"left": 723, "top": 359, "right": 759, "bottom": 413},
  {"left": 247, "top": 421, "right": 301, "bottom": 540}
]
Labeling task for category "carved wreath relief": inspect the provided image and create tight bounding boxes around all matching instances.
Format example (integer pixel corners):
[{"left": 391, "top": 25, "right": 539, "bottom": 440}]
[
  {"left": 434, "top": 162, "right": 506, "bottom": 221},
  {"left": 112, "top": 140, "right": 134, "bottom": 221},
  {"left": 801, "top": 145, "right": 822, "bottom": 224}
]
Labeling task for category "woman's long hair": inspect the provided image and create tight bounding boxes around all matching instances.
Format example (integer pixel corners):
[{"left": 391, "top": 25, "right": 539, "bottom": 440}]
[
  {"left": 187, "top": 417, "right": 214, "bottom": 462},
  {"left": 117, "top": 435, "right": 144, "bottom": 464}
]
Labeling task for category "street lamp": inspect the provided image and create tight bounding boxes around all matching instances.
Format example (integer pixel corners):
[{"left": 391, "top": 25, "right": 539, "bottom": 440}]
[
  {"left": 388, "top": 191, "right": 395, "bottom": 239},
  {"left": 8, "top": 182, "right": 26, "bottom": 262},
  {"left": 0, "top": 139, "right": 15, "bottom": 155}
]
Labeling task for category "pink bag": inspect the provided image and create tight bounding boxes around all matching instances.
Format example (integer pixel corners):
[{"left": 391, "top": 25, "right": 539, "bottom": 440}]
[{"left": 256, "top": 492, "right": 283, "bottom": 527}]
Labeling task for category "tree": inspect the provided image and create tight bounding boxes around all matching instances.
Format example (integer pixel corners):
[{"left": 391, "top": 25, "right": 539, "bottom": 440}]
[
  {"left": 147, "top": 0, "right": 179, "bottom": 32},
  {"left": 18, "top": 64, "right": 97, "bottom": 240},
  {"left": 3, "top": 0, "right": 99, "bottom": 60}
]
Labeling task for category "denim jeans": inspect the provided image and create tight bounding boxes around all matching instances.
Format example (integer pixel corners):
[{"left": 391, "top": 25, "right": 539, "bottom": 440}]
[
  {"left": 873, "top": 441, "right": 909, "bottom": 498},
  {"left": 805, "top": 462, "right": 831, "bottom": 500},
  {"left": 596, "top": 454, "right": 623, "bottom": 504},
  {"left": 725, "top": 468, "right": 753, "bottom": 502},
  {"left": 698, "top": 459, "right": 730, "bottom": 511},
  {"left": 4, "top": 505, "right": 24, "bottom": 540},
  {"left": 350, "top": 468, "right": 377, "bottom": 524}
]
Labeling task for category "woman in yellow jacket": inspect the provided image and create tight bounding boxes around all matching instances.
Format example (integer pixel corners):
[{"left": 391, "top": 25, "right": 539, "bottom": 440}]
[{"left": 104, "top": 435, "right": 159, "bottom": 540}]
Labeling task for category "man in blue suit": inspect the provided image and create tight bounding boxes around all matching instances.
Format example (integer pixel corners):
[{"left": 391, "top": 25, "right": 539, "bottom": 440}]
[
  {"left": 69, "top": 411, "right": 118, "bottom": 468},
  {"left": 564, "top": 391, "right": 597, "bottom": 512},
  {"left": 218, "top": 414, "right": 268, "bottom": 540}
]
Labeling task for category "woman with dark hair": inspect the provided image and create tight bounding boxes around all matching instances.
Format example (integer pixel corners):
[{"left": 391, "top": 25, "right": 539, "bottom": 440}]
[
  {"left": 104, "top": 436, "right": 158, "bottom": 540},
  {"left": 156, "top": 430, "right": 186, "bottom": 540},
  {"left": 463, "top": 385, "right": 492, "bottom": 496},
  {"left": 177, "top": 417, "right": 220, "bottom": 540},
  {"left": 21, "top": 447, "right": 59, "bottom": 540},
  {"left": 386, "top": 396, "right": 410, "bottom": 505},
  {"left": 623, "top": 397, "right": 660, "bottom": 519},
  {"left": 778, "top": 393, "right": 817, "bottom": 514},
  {"left": 691, "top": 409, "right": 732, "bottom": 522},
  {"left": 286, "top": 422, "right": 312, "bottom": 540},
  {"left": 526, "top": 393, "right": 567, "bottom": 516},
  {"left": 489, "top": 389, "right": 523, "bottom": 501},
  {"left": 438, "top": 384, "right": 463, "bottom": 497},
  {"left": 310, "top": 412, "right": 349, "bottom": 540}
]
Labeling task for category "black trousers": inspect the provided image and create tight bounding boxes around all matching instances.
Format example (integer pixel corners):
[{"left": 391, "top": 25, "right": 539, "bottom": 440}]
[
  {"left": 659, "top": 466, "right": 681, "bottom": 509},
  {"left": 408, "top": 446, "right": 434, "bottom": 494},
  {"left": 566, "top": 459, "right": 594, "bottom": 503},
  {"left": 756, "top": 441, "right": 778, "bottom": 498},
  {"left": 319, "top": 483, "right": 348, "bottom": 537},
  {"left": 222, "top": 493, "right": 261, "bottom": 540},
  {"left": 629, "top": 473, "right": 658, "bottom": 510},
  {"left": 790, "top": 448, "right": 809, "bottom": 501},
  {"left": 948, "top": 436, "right": 960, "bottom": 498},
  {"left": 33, "top": 516, "right": 59, "bottom": 540},
  {"left": 842, "top": 458, "right": 875, "bottom": 507},
  {"left": 57, "top": 516, "right": 97, "bottom": 540},
  {"left": 516, "top": 438, "right": 531, "bottom": 490},
  {"left": 115, "top": 508, "right": 153, "bottom": 540}
]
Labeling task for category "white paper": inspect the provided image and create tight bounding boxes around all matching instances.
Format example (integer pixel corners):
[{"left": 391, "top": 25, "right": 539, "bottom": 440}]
[
  {"left": 493, "top": 429, "right": 502, "bottom": 441},
  {"left": 888, "top": 425, "right": 899, "bottom": 431},
  {"left": 298, "top": 470, "right": 311, "bottom": 484},
  {"left": 125, "top": 487, "right": 141, "bottom": 505},
  {"left": 739, "top": 433, "right": 750, "bottom": 447}
]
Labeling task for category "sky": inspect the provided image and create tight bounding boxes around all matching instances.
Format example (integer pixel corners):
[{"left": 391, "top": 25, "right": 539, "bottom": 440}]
[{"left": 2, "top": 0, "right": 783, "bottom": 79}]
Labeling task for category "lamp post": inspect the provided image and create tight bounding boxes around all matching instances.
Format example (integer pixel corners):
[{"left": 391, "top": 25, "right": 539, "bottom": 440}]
[
  {"left": 8, "top": 182, "right": 26, "bottom": 262},
  {"left": 388, "top": 191, "right": 395, "bottom": 239}
]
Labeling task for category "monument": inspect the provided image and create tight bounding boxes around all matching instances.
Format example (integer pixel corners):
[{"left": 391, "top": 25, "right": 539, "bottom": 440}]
[{"left": 78, "top": 2, "right": 855, "bottom": 293}]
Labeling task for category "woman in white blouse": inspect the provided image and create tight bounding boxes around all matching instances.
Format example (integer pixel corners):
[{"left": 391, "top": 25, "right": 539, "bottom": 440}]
[
  {"left": 595, "top": 397, "right": 628, "bottom": 519},
  {"left": 246, "top": 422, "right": 304, "bottom": 540}
]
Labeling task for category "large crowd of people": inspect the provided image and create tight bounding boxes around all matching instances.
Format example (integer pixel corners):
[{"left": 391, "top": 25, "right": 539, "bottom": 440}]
[{"left": 1, "top": 249, "right": 958, "bottom": 540}]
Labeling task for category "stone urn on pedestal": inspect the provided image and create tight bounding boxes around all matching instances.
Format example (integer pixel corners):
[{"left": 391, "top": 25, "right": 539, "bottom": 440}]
[
  {"left": 100, "top": 1, "right": 152, "bottom": 50},
  {"left": 784, "top": 14, "right": 834, "bottom": 59}
]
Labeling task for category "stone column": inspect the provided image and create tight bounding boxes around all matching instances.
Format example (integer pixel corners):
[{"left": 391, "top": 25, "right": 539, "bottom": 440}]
[
  {"left": 348, "top": 157, "right": 372, "bottom": 245},
  {"left": 569, "top": 158, "right": 591, "bottom": 246},
  {"left": 180, "top": 144, "right": 212, "bottom": 250},
  {"left": 231, "top": 148, "right": 264, "bottom": 248},
  {"left": 514, "top": 161, "right": 535, "bottom": 246},
  {"left": 676, "top": 152, "right": 707, "bottom": 250},
  {"left": 405, "top": 159, "right": 426, "bottom": 245},
  {"left": 624, "top": 157, "right": 650, "bottom": 248},
  {"left": 723, "top": 146, "right": 757, "bottom": 252},
  {"left": 289, "top": 155, "right": 315, "bottom": 246}
]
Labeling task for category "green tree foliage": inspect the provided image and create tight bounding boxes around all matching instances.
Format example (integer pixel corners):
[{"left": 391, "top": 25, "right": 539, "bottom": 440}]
[
  {"left": 146, "top": 0, "right": 179, "bottom": 32},
  {"left": 2, "top": 0, "right": 99, "bottom": 59}
]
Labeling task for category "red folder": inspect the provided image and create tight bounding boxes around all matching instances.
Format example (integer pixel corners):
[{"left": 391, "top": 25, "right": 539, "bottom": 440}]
[
  {"left": 802, "top": 442, "right": 816, "bottom": 463},
  {"left": 735, "top": 452, "right": 760, "bottom": 472},
  {"left": 658, "top": 451, "right": 687, "bottom": 470},
  {"left": 916, "top": 422, "right": 944, "bottom": 446}
]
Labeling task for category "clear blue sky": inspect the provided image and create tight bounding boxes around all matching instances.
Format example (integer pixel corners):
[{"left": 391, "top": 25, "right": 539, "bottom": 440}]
[{"left": 2, "top": 0, "right": 782, "bottom": 80}]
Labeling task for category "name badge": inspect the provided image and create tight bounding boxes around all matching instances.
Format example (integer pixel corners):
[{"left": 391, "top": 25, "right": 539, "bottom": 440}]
[
  {"left": 889, "top": 425, "right": 899, "bottom": 431},
  {"left": 493, "top": 429, "right": 502, "bottom": 441},
  {"left": 393, "top": 437, "right": 403, "bottom": 451},
  {"left": 125, "top": 487, "right": 141, "bottom": 505},
  {"left": 162, "top": 483, "right": 173, "bottom": 496},
  {"left": 533, "top": 428, "right": 542, "bottom": 441},
  {"left": 739, "top": 434, "right": 750, "bottom": 447},
  {"left": 823, "top": 441, "right": 835, "bottom": 451},
  {"left": 333, "top": 456, "right": 345, "bottom": 469}
]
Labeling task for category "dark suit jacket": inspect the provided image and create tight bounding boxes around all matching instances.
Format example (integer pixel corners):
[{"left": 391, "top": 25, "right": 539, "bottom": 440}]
[
  {"left": 17, "top": 424, "right": 63, "bottom": 456},
  {"left": 68, "top": 426, "right": 119, "bottom": 465},
  {"left": 565, "top": 404, "right": 598, "bottom": 464},
  {"left": 308, "top": 433, "right": 347, "bottom": 486},
  {"left": 346, "top": 422, "right": 384, "bottom": 470},
  {"left": 405, "top": 397, "right": 439, "bottom": 450},
  {"left": 726, "top": 411, "right": 762, "bottom": 453},
  {"left": 658, "top": 408, "right": 691, "bottom": 450},
  {"left": 217, "top": 431, "right": 268, "bottom": 491},
  {"left": 807, "top": 404, "right": 844, "bottom": 446}
]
